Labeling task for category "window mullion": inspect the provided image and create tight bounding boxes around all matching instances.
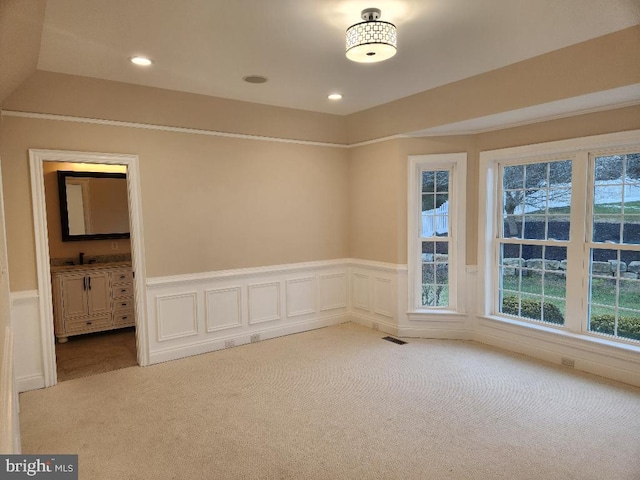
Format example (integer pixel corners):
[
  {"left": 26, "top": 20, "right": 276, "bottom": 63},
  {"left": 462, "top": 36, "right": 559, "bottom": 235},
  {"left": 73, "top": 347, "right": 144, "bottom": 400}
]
[{"left": 564, "top": 152, "right": 588, "bottom": 333}]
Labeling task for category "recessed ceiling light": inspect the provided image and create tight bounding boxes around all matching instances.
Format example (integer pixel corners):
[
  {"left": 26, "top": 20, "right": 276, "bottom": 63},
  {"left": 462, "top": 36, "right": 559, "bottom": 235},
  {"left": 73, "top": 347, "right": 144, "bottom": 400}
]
[
  {"left": 130, "top": 56, "right": 153, "bottom": 66},
  {"left": 243, "top": 75, "right": 268, "bottom": 84},
  {"left": 328, "top": 93, "right": 343, "bottom": 100}
]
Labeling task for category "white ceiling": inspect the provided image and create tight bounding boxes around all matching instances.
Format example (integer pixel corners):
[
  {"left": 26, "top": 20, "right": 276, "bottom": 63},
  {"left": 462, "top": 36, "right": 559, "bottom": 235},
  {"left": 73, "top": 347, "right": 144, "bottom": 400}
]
[{"left": 37, "top": 0, "right": 640, "bottom": 115}]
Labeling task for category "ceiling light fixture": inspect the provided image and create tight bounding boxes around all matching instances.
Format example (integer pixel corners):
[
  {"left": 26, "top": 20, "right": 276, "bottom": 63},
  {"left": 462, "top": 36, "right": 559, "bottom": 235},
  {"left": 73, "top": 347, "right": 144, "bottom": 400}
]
[
  {"left": 130, "top": 56, "right": 153, "bottom": 66},
  {"left": 346, "top": 8, "right": 397, "bottom": 63},
  {"left": 328, "top": 93, "right": 343, "bottom": 100}
]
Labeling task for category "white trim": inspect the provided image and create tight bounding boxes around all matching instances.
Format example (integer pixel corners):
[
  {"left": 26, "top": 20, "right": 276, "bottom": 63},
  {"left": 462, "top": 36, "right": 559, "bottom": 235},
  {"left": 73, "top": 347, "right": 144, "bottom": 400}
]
[
  {"left": 480, "top": 129, "right": 640, "bottom": 161},
  {"left": 285, "top": 277, "right": 316, "bottom": 318},
  {"left": 348, "top": 134, "right": 408, "bottom": 148},
  {"left": 204, "top": 286, "right": 243, "bottom": 333},
  {"left": 5, "top": 93, "right": 639, "bottom": 148},
  {"left": 150, "top": 314, "right": 348, "bottom": 364},
  {"left": 348, "top": 258, "right": 408, "bottom": 272},
  {"left": 407, "top": 153, "right": 467, "bottom": 313},
  {"left": 147, "top": 259, "right": 349, "bottom": 287},
  {"left": 156, "top": 292, "right": 199, "bottom": 342},
  {"left": 247, "top": 282, "right": 282, "bottom": 325},
  {"left": 318, "top": 273, "right": 347, "bottom": 311},
  {"left": 4, "top": 111, "right": 348, "bottom": 149},
  {"left": 28, "top": 149, "right": 150, "bottom": 388}
]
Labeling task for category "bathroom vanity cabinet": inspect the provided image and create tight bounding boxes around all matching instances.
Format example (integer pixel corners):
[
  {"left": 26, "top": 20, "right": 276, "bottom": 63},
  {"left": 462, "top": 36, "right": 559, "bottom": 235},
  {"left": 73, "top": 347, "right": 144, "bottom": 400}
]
[{"left": 52, "top": 263, "right": 135, "bottom": 343}]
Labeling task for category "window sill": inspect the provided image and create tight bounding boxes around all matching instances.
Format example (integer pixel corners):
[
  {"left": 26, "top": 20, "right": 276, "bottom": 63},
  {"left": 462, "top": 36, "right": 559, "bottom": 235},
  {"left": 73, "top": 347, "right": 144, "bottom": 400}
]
[
  {"left": 407, "top": 310, "right": 467, "bottom": 322},
  {"left": 478, "top": 314, "right": 640, "bottom": 357}
]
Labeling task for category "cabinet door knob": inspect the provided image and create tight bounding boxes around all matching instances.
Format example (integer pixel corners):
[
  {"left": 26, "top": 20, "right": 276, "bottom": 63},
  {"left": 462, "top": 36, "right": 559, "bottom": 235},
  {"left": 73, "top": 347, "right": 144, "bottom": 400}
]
[
  {"left": 121, "top": 289, "right": 126, "bottom": 293},
  {"left": 121, "top": 303, "right": 127, "bottom": 306},
  {"left": 120, "top": 275, "right": 125, "bottom": 279},
  {"left": 86, "top": 321, "right": 92, "bottom": 325},
  {"left": 122, "top": 316, "right": 128, "bottom": 320}
]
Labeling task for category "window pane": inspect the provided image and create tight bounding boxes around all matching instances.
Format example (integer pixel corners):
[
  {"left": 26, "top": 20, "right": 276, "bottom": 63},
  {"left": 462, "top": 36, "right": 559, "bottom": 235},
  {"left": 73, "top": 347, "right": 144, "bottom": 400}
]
[
  {"left": 499, "top": 243, "right": 566, "bottom": 325},
  {"left": 595, "top": 155, "right": 623, "bottom": 183},
  {"left": 422, "top": 171, "right": 435, "bottom": 193},
  {"left": 503, "top": 165, "right": 524, "bottom": 189},
  {"left": 421, "top": 240, "right": 449, "bottom": 308},
  {"left": 503, "top": 160, "right": 571, "bottom": 241},
  {"left": 592, "top": 153, "right": 640, "bottom": 246},
  {"left": 422, "top": 193, "right": 435, "bottom": 213},
  {"left": 435, "top": 171, "right": 449, "bottom": 192},
  {"left": 623, "top": 216, "right": 640, "bottom": 244},
  {"left": 588, "top": 248, "right": 640, "bottom": 342},
  {"left": 549, "top": 161, "right": 572, "bottom": 186}
]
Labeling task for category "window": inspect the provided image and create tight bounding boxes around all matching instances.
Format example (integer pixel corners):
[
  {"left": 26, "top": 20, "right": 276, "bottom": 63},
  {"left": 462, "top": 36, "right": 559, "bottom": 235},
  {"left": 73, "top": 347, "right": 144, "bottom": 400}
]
[
  {"left": 479, "top": 130, "right": 640, "bottom": 347},
  {"left": 408, "top": 153, "right": 466, "bottom": 313}
]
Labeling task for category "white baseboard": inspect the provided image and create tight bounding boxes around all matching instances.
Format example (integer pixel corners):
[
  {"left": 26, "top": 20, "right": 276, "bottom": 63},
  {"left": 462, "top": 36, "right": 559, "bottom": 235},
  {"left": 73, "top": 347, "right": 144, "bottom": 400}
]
[
  {"left": 475, "top": 316, "right": 640, "bottom": 387},
  {"left": 150, "top": 314, "right": 348, "bottom": 364},
  {"left": 15, "top": 374, "right": 45, "bottom": 393},
  {"left": 349, "top": 313, "right": 398, "bottom": 336}
]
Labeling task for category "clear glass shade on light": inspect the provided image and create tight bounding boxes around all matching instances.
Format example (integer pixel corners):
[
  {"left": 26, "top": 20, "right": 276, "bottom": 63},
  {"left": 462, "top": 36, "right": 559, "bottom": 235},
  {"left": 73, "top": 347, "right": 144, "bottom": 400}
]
[{"left": 345, "top": 20, "right": 397, "bottom": 63}]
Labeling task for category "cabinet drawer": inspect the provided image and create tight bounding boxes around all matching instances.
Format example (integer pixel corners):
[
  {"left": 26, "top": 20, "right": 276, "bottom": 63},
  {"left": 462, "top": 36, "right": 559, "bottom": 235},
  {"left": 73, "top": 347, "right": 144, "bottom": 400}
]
[
  {"left": 113, "top": 311, "right": 135, "bottom": 326},
  {"left": 113, "top": 284, "right": 133, "bottom": 298},
  {"left": 112, "top": 270, "right": 133, "bottom": 285},
  {"left": 114, "top": 298, "right": 134, "bottom": 312},
  {"left": 65, "top": 315, "right": 112, "bottom": 334}
]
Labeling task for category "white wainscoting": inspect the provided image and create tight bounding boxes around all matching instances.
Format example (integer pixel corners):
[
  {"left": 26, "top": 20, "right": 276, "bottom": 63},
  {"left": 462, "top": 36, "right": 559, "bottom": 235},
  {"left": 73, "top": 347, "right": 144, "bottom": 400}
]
[
  {"left": 146, "top": 260, "right": 349, "bottom": 364},
  {"left": 12, "top": 259, "right": 640, "bottom": 391},
  {"left": 348, "top": 260, "right": 401, "bottom": 335},
  {"left": 10, "top": 291, "right": 45, "bottom": 392},
  {"left": 348, "top": 260, "right": 474, "bottom": 340}
]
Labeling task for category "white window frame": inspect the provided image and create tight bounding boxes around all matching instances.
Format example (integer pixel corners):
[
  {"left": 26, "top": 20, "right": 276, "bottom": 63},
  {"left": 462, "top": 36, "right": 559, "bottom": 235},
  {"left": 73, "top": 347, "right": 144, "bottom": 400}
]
[
  {"left": 408, "top": 153, "right": 467, "bottom": 314},
  {"left": 478, "top": 129, "right": 640, "bottom": 349}
]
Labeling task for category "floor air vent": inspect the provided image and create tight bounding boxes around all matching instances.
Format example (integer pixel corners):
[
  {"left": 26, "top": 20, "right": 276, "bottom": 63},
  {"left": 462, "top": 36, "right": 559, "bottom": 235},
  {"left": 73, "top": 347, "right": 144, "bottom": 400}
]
[{"left": 382, "top": 336, "right": 407, "bottom": 345}]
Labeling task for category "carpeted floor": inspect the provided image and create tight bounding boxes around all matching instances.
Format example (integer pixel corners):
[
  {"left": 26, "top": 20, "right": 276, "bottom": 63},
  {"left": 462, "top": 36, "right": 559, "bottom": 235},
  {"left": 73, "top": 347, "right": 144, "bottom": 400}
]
[
  {"left": 55, "top": 327, "right": 137, "bottom": 382},
  {"left": 20, "top": 323, "right": 640, "bottom": 479}
]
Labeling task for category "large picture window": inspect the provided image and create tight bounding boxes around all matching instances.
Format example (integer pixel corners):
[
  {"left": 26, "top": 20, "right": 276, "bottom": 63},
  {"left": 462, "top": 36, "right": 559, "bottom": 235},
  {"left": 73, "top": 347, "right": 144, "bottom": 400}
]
[
  {"left": 479, "top": 131, "right": 640, "bottom": 347},
  {"left": 408, "top": 153, "right": 466, "bottom": 314}
]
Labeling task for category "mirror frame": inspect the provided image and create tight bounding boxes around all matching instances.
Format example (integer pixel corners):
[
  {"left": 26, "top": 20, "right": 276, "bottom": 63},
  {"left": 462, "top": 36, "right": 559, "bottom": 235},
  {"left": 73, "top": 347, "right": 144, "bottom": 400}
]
[{"left": 57, "top": 170, "right": 131, "bottom": 241}]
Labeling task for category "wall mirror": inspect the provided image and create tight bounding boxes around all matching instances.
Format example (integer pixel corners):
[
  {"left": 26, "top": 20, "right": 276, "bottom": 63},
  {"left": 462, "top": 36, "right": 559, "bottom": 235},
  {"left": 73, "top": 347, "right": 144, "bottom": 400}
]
[{"left": 57, "top": 171, "right": 130, "bottom": 241}]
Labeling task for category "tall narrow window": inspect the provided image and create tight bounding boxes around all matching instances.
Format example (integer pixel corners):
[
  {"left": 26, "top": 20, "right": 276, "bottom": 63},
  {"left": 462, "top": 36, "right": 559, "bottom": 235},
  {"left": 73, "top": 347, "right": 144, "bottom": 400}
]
[
  {"left": 421, "top": 170, "right": 450, "bottom": 307},
  {"left": 588, "top": 151, "right": 640, "bottom": 342},
  {"left": 408, "top": 153, "right": 466, "bottom": 314}
]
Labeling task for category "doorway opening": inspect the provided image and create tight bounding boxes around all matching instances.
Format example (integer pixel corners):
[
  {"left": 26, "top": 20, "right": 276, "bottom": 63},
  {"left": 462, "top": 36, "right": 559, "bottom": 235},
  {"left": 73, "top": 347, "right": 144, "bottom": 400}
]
[{"left": 29, "top": 150, "right": 148, "bottom": 387}]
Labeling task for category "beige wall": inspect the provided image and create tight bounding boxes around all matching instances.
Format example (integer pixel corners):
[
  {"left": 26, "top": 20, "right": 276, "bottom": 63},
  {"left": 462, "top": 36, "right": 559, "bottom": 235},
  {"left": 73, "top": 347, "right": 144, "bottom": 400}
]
[
  {"left": 347, "top": 105, "right": 640, "bottom": 266},
  {"left": 42, "top": 161, "right": 131, "bottom": 261},
  {"left": 348, "top": 136, "right": 478, "bottom": 265},
  {"left": 0, "top": 0, "right": 45, "bottom": 103},
  {"left": 346, "top": 26, "right": 640, "bottom": 143},
  {"left": 3, "top": 71, "right": 348, "bottom": 146},
  {"left": 1, "top": 117, "right": 349, "bottom": 291}
]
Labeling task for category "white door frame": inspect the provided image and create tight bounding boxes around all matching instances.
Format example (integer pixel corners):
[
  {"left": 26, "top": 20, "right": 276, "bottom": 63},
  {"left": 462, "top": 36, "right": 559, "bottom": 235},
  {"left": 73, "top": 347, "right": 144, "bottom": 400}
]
[{"left": 29, "top": 149, "right": 149, "bottom": 387}]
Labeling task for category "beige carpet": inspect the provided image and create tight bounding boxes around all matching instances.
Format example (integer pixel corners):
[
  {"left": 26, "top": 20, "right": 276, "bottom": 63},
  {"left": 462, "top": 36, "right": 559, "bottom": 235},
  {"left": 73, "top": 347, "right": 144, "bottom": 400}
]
[
  {"left": 55, "top": 327, "right": 137, "bottom": 382},
  {"left": 20, "top": 323, "right": 640, "bottom": 479}
]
